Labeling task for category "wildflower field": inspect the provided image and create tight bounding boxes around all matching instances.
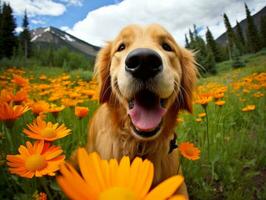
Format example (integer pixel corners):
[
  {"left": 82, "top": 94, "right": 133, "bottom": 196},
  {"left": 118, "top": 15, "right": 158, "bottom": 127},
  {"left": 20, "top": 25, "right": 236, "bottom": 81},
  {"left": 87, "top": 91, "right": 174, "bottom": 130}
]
[{"left": 0, "top": 51, "right": 265, "bottom": 200}]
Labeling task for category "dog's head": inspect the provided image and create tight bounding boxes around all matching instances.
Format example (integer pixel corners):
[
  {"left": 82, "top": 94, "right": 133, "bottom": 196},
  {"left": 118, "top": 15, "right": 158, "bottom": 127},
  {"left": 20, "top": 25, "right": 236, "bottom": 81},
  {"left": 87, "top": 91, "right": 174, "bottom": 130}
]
[{"left": 95, "top": 24, "right": 197, "bottom": 141}]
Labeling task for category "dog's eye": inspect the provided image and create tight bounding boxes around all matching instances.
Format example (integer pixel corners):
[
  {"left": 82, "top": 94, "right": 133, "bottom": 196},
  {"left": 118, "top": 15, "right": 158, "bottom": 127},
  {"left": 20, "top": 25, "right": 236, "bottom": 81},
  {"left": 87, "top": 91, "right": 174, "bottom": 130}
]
[
  {"left": 117, "top": 43, "right": 126, "bottom": 52},
  {"left": 162, "top": 43, "right": 172, "bottom": 51}
]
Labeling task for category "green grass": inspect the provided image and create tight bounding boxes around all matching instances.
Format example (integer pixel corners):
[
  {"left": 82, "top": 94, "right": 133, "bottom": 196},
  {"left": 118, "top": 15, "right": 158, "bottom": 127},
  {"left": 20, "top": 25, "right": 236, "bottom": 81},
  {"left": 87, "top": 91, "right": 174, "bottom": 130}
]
[
  {"left": 0, "top": 51, "right": 265, "bottom": 199},
  {"left": 177, "top": 51, "right": 266, "bottom": 199}
]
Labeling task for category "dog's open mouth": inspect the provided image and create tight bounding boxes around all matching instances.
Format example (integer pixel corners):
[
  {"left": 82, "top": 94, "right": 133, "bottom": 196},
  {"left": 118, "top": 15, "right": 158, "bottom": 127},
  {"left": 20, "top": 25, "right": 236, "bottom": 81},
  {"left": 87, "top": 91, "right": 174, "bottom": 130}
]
[{"left": 128, "top": 89, "right": 166, "bottom": 138}]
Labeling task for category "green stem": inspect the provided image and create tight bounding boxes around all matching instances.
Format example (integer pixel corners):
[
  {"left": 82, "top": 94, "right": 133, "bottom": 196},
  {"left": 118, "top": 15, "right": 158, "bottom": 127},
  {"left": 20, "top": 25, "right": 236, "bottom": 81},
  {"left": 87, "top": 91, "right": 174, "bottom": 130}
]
[
  {"left": 204, "top": 107, "right": 210, "bottom": 161},
  {"left": 40, "top": 177, "right": 53, "bottom": 200},
  {"left": 4, "top": 124, "right": 15, "bottom": 153}
]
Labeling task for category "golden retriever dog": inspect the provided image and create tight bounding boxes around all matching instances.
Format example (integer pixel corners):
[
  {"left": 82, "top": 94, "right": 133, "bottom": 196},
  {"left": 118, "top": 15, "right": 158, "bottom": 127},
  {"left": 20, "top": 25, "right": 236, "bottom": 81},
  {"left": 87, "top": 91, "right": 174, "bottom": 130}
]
[{"left": 86, "top": 24, "right": 197, "bottom": 198}]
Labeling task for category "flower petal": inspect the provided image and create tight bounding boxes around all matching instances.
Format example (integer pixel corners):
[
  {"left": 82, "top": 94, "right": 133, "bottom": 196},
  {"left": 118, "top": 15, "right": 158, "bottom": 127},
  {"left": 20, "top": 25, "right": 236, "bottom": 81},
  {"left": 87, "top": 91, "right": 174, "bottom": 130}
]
[{"left": 144, "top": 175, "right": 184, "bottom": 200}]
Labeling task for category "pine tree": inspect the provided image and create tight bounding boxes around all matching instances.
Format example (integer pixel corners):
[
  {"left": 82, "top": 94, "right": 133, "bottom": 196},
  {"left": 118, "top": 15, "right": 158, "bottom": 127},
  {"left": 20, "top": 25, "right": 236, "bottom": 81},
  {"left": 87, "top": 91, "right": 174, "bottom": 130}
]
[
  {"left": 194, "top": 25, "right": 214, "bottom": 74},
  {"left": 260, "top": 15, "right": 266, "bottom": 48},
  {"left": 233, "top": 21, "right": 245, "bottom": 54},
  {"left": 223, "top": 13, "right": 235, "bottom": 51},
  {"left": 236, "top": 21, "right": 246, "bottom": 48},
  {"left": 245, "top": 3, "right": 261, "bottom": 52},
  {"left": 205, "top": 27, "right": 223, "bottom": 62},
  {"left": 185, "top": 34, "right": 189, "bottom": 48},
  {"left": 223, "top": 13, "right": 245, "bottom": 58},
  {"left": 19, "top": 10, "right": 31, "bottom": 58},
  {"left": 185, "top": 25, "right": 218, "bottom": 74},
  {"left": 188, "top": 29, "right": 195, "bottom": 49},
  {"left": 204, "top": 46, "right": 217, "bottom": 74},
  {"left": 0, "top": 3, "right": 17, "bottom": 58}
]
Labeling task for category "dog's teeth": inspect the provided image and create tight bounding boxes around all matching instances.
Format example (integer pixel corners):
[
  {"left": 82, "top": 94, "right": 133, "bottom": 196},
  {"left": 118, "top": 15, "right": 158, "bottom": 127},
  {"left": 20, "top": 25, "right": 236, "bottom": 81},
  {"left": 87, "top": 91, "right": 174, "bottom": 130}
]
[{"left": 128, "top": 100, "right": 134, "bottom": 109}]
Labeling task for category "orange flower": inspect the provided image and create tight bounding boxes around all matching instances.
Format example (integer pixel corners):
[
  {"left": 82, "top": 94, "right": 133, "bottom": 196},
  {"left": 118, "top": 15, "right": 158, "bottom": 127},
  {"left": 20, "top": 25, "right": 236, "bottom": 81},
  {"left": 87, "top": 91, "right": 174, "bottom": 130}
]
[
  {"left": 0, "top": 89, "right": 28, "bottom": 104},
  {"left": 178, "top": 142, "right": 200, "bottom": 160},
  {"left": 30, "top": 101, "right": 50, "bottom": 115},
  {"left": 12, "top": 75, "right": 29, "bottom": 87},
  {"left": 75, "top": 106, "right": 89, "bottom": 118},
  {"left": 176, "top": 118, "right": 184, "bottom": 123},
  {"left": 81, "top": 89, "right": 96, "bottom": 97},
  {"left": 61, "top": 98, "right": 79, "bottom": 107},
  {"left": 195, "top": 118, "right": 202, "bottom": 122},
  {"left": 6, "top": 140, "right": 65, "bottom": 178},
  {"left": 243, "top": 89, "right": 249, "bottom": 94},
  {"left": 169, "top": 195, "right": 186, "bottom": 200},
  {"left": 239, "top": 98, "right": 246, "bottom": 102},
  {"left": 33, "top": 192, "right": 47, "bottom": 200},
  {"left": 0, "top": 89, "right": 13, "bottom": 103},
  {"left": 253, "top": 92, "right": 264, "bottom": 98},
  {"left": 49, "top": 104, "right": 65, "bottom": 114},
  {"left": 39, "top": 75, "right": 47, "bottom": 80},
  {"left": 215, "top": 100, "right": 225, "bottom": 106},
  {"left": 12, "top": 89, "right": 28, "bottom": 104},
  {"left": 198, "top": 112, "right": 206, "bottom": 118},
  {"left": 23, "top": 117, "right": 71, "bottom": 141},
  {"left": 213, "top": 92, "right": 224, "bottom": 100},
  {"left": 0, "top": 102, "right": 29, "bottom": 121},
  {"left": 194, "top": 94, "right": 213, "bottom": 107},
  {"left": 242, "top": 105, "right": 256, "bottom": 112},
  {"left": 57, "top": 148, "right": 185, "bottom": 200}
]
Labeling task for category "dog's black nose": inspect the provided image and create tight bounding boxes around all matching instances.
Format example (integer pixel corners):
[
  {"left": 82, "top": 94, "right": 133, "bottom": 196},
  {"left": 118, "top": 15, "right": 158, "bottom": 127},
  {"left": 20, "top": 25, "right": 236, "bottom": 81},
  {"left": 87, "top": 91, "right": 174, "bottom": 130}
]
[{"left": 125, "top": 48, "right": 162, "bottom": 80}]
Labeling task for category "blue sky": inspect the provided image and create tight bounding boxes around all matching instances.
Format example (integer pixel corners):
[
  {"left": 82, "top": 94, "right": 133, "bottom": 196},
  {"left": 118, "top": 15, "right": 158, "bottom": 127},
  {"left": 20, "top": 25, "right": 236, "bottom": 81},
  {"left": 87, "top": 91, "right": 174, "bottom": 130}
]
[
  {"left": 12, "top": 0, "right": 120, "bottom": 30},
  {"left": 4, "top": 0, "right": 266, "bottom": 46}
]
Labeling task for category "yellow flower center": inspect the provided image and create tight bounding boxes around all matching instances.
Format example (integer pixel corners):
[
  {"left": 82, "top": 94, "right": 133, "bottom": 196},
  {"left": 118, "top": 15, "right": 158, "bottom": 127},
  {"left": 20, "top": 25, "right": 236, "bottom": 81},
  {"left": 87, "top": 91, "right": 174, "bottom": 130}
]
[
  {"left": 99, "top": 187, "right": 136, "bottom": 200},
  {"left": 25, "top": 154, "right": 47, "bottom": 171},
  {"left": 185, "top": 148, "right": 194, "bottom": 156},
  {"left": 41, "top": 127, "right": 56, "bottom": 138}
]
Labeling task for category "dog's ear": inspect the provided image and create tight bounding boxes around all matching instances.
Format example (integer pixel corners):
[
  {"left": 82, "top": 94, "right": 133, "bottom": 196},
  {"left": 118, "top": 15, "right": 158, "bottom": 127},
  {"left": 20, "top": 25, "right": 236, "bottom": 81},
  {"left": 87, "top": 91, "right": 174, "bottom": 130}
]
[
  {"left": 95, "top": 42, "right": 112, "bottom": 103},
  {"left": 178, "top": 47, "right": 197, "bottom": 113}
]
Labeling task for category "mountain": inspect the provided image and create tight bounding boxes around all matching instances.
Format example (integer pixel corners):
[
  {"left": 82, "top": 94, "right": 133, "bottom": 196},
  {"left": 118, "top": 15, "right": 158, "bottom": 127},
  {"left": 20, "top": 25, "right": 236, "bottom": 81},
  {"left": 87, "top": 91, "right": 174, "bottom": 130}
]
[
  {"left": 31, "top": 26, "right": 99, "bottom": 58},
  {"left": 216, "top": 6, "right": 266, "bottom": 45}
]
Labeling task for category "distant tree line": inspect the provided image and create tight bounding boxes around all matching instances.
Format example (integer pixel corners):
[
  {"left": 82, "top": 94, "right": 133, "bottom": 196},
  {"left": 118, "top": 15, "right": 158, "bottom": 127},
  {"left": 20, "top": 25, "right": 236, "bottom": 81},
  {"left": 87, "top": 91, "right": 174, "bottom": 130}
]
[
  {"left": 33, "top": 46, "right": 94, "bottom": 70},
  {"left": 185, "top": 3, "right": 266, "bottom": 74},
  {"left": 0, "top": 1, "right": 93, "bottom": 70}
]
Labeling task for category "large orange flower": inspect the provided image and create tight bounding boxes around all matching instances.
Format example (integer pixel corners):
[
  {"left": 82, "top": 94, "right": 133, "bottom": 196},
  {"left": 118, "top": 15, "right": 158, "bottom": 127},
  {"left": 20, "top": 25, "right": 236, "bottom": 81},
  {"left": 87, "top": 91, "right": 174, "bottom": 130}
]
[
  {"left": 178, "top": 142, "right": 200, "bottom": 161},
  {"left": 6, "top": 140, "right": 65, "bottom": 178},
  {"left": 57, "top": 148, "right": 185, "bottom": 200},
  {"left": 23, "top": 117, "right": 71, "bottom": 141},
  {"left": 0, "top": 89, "right": 28, "bottom": 104},
  {"left": 0, "top": 102, "right": 29, "bottom": 121}
]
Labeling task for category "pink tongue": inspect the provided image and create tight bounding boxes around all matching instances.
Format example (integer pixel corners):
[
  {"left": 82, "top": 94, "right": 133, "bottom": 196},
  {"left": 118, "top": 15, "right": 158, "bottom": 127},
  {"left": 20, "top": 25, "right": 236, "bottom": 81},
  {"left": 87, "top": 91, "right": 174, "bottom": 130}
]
[{"left": 128, "top": 100, "right": 166, "bottom": 131}]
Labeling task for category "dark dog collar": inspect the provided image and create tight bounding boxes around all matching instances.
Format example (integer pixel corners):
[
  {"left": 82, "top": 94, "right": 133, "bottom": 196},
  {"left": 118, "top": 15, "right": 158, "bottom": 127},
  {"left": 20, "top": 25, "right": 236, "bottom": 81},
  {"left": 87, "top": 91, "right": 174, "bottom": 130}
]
[{"left": 169, "top": 133, "right": 178, "bottom": 154}]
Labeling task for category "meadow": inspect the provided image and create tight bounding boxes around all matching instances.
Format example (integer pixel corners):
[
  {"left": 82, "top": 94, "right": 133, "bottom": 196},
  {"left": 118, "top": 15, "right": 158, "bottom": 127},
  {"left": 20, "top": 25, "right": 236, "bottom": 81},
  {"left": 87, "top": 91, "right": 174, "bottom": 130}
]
[{"left": 0, "top": 50, "right": 265, "bottom": 200}]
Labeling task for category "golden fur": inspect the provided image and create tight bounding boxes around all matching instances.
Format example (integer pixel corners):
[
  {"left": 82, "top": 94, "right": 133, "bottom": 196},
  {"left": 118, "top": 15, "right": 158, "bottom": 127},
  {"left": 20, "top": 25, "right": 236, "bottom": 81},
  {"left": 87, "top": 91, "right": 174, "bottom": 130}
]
[{"left": 86, "top": 24, "right": 197, "bottom": 198}]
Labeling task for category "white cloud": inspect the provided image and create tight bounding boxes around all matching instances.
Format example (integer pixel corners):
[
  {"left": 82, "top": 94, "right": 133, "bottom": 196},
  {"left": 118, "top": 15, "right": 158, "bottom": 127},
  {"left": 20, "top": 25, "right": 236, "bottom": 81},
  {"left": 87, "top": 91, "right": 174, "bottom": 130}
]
[
  {"left": 3, "top": 0, "right": 66, "bottom": 16},
  {"left": 15, "top": 27, "right": 23, "bottom": 33},
  {"left": 31, "top": 19, "right": 46, "bottom": 25},
  {"left": 65, "top": 0, "right": 265, "bottom": 47},
  {"left": 59, "top": 0, "right": 83, "bottom": 7},
  {"left": 60, "top": 26, "right": 71, "bottom": 31}
]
